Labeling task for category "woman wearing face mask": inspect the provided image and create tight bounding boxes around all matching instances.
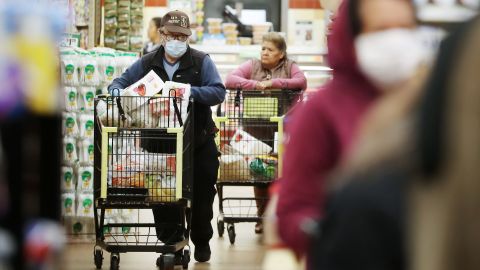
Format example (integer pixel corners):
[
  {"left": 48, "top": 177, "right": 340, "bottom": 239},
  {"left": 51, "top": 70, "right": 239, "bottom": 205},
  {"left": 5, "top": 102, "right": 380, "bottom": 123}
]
[
  {"left": 276, "top": 0, "right": 424, "bottom": 265},
  {"left": 224, "top": 32, "right": 306, "bottom": 234},
  {"left": 143, "top": 17, "right": 162, "bottom": 55}
]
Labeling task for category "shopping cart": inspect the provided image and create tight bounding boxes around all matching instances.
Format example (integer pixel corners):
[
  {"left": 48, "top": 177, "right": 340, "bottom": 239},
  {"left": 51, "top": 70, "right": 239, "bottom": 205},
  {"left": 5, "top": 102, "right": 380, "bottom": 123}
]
[
  {"left": 93, "top": 94, "right": 194, "bottom": 270},
  {"left": 214, "top": 89, "right": 301, "bottom": 244}
]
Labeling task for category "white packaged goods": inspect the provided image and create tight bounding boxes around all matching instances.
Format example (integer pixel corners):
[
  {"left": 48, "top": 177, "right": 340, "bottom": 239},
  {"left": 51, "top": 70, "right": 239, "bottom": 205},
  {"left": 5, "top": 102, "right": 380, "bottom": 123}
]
[
  {"left": 79, "top": 52, "right": 100, "bottom": 86},
  {"left": 61, "top": 166, "right": 75, "bottom": 191},
  {"left": 130, "top": 102, "right": 158, "bottom": 128},
  {"left": 144, "top": 153, "right": 176, "bottom": 172},
  {"left": 230, "top": 129, "right": 272, "bottom": 155},
  {"left": 63, "top": 137, "right": 78, "bottom": 164},
  {"left": 121, "top": 70, "right": 165, "bottom": 112},
  {"left": 79, "top": 138, "right": 94, "bottom": 164},
  {"left": 60, "top": 51, "right": 79, "bottom": 86},
  {"left": 97, "top": 52, "right": 116, "bottom": 84},
  {"left": 77, "top": 166, "right": 94, "bottom": 191},
  {"left": 62, "top": 193, "right": 76, "bottom": 217},
  {"left": 79, "top": 114, "right": 94, "bottom": 138},
  {"left": 218, "top": 155, "right": 251, "bottom": 182},
  {"left": 64, "top": 87, "right": 78, "bottom": 111},
  {"left": 79, "top": 87, "right": 95, "bottom": 111},
  {"left": 162, "top": 81, "right": 191, "bottom": 125},
  {"left": 96, "top": 99, "right": 132, "bottom": 127},
  {"left": 105, "top": 209, "right": 118, "bottom": 219},
  {"left": 63, "top": 112, "right": 79, "bottom": 136},
  {"left": 77, "top": 193, "right": 94, "bottom": 217}
]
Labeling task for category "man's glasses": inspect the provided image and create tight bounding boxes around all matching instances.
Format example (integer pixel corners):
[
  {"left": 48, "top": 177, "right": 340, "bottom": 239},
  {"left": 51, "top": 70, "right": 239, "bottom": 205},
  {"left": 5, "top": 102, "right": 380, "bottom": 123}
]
[{"left": 160, "top": 32, "right": 189, "bottom": 42}]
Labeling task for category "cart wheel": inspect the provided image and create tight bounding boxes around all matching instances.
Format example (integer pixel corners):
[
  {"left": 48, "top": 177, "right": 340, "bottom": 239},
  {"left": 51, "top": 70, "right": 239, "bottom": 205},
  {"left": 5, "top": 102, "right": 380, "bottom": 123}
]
[
  {"left": 182, "top": 249, "right": 190, "bottom": 269},
  {"left": 94, "top": 249, "right": 103, "bottom": 269},
  {"left": 217, "top": 219, "right": 225, "bottom": 237},
  {"left": 157, "top": 254, "right": 175, "bottom": 270},
  {"left": 110, "top": 253, "right": 120, "bottom": 270},
  {"left": 227, "top": 224, "right": 236, "bottom": 244}
]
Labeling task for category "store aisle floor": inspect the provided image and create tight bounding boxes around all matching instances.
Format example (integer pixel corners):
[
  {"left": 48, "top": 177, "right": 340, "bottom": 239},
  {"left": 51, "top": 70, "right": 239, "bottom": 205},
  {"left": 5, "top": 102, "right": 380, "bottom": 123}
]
[{"left": 60, "top": 187, "right": 266, "bottom": 270}]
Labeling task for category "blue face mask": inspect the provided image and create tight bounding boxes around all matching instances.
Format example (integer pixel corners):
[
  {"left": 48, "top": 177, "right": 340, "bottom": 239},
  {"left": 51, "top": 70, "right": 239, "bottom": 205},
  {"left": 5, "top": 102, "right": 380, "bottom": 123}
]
[{"left": 165, "top": 40, "right": 188, "bottom": 58}]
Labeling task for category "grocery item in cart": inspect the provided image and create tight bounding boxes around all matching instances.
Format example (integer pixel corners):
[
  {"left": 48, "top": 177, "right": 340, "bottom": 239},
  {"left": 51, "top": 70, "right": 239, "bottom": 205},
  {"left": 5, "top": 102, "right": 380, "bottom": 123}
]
[
  {"left": 61, "top": 166, "right": 75, "bottom": 191},
  {"left": 218, "top": 155, "right": 252, "bottom": 182},
  {"left": 63, "top": 112, "right": 79, "bottom": 136},
  {"left": 129, "top": 102, "right": 158, "bottom": 128},
  {"left": 249, "top": 155, "right": 278, "bottom": 180},
  {"left": 61, "top": 193, "right": 75, "bottom": 217},
  {"left": 96, "top": 99, "right": 132, "bottom": 127},
  {"left": 64, "top": 87, "right": 78, "bottom": 111},
  {"left": 79, "top": 87, "right": 95, "bottom": 111},
  {"left": 77, "top": 166, "right": 94, "bottom": 191},
  {"left": 230, "top": 129, "right": 272, "bottom": 155},
  {"left": 79, "top": 114, "right": 94, "bottom": 138},
  {"left": 111, "top": 172, "right": 145, "bottom": 188},
  {"left": 79, "top": 138, "right": 94, "bottom": 164},
  {"left": 63, "top": 137, "right": 78, "bottom": 164},
  {"left": 163, "top": 81, "right": 191, "bottom": 124},
  {"left": 121, "top": 70, "right": 165, "bottom": 111},
  {"left": 77, "top": 193, "right": 94, "bottom": 217},
  {"left": 145, "top": 174, "right": 176, "bottom": 202},
  {"left": 144, "top": 153, "right": 176, "bottom": 172}
]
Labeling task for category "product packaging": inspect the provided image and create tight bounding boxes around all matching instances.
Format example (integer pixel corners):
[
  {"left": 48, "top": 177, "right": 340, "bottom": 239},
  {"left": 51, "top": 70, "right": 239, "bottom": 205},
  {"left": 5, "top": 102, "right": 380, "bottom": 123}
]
[
  {"left": 77, "top": 166, "right": 94, "bottom": 192},
  {"left": 230, "top": 129, "right": 272, "bottom": 155},
  {"left": 63, "top": 137, "right": 78, "bottom": 164},
  {"left": 79, "top": 87, "right": 95, "bottom": 111},
  {"left": 63, "top": 112, "right": 79, "bottom": 136},
  {"left": 79, "top": 138, "right": 94, "bottom": 164},
  {"left": 61, "top": 166, "right": 75, "bottom": 191},
  {"left": 79, "top": 113, "right": 94, "bottom": 138},
  {"left": 62, "top": 193, "right": 76, "bottom": 217},
  {"left": 77, "top": 193, "right": 94, "bottom": 217},
  {"left": 64, "top": 87, "right": 78, "bottom": 112},
  {"left": 121, "top": 70, "right": 165, "bottom": 111}
]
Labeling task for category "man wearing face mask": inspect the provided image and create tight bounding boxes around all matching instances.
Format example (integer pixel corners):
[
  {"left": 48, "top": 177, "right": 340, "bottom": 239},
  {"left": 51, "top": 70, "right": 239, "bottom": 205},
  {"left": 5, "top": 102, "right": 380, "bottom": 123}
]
[
  {"left": 108, "top": 10, "right": 226, "bottom": 263},
  {"left": 276, "top": 0, "right": 431, "bottom": 265}
]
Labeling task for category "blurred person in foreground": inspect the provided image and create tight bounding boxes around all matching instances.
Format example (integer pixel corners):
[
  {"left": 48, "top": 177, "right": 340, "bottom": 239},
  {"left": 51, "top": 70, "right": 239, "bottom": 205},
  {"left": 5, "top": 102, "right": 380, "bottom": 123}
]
[
  {"left": 310, "top": 17, "right": 474, "bottom": 270},
  {"left": 276, "top": 0, "right": 422, "bottom": 262},
  {"left": 410, "top": 16, "right": 480, "bottom": 270},
  {"left": 109, "top": 10, "right": 226, "bottom": 263},
  {"left": 143, "top": 17, "right": 162, "bottom": 55},
  {"left": 224, "top": 32, "right": 306, "bottom": 234}
]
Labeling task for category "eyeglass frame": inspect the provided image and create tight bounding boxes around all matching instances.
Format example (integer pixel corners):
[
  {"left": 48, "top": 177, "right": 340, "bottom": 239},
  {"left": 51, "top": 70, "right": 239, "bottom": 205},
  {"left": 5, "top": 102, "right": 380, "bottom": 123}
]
[{"left": 159, "top": 30, "right": 189, "bottom": 42}]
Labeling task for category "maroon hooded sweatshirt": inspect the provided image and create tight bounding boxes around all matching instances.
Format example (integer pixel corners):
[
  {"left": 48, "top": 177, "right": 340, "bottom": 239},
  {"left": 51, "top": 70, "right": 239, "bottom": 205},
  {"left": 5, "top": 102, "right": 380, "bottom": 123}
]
[{"left": 276, "top": 0, "right": 380, "bottom": 257}]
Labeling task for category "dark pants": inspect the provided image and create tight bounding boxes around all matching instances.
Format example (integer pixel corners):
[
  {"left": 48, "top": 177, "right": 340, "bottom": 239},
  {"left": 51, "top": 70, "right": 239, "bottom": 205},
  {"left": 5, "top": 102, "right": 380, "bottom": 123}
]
[{"left": 153, "top": 136, "right": 219, "bottom": 246}]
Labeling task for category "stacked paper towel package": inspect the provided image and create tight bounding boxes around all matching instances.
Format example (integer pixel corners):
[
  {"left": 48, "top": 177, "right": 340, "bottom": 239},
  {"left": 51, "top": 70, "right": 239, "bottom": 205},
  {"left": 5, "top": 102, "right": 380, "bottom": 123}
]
[{"left": 60, "top": 46, "right": 139, "bottom": 237}]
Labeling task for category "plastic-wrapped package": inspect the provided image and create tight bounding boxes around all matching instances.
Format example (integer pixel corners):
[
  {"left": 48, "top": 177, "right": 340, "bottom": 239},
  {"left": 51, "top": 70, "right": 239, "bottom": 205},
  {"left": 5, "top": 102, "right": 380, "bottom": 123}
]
[
  {"left": 77, "top": 166, "right": 94, "bottom": 192},
  {"left": 79, "top": 87, "right": 95, "bottom": 111},
  {"left": 79, "top": 53, "right": 100, "bottom": 86},
  {"left": 116, "top": 40, "right": 130, "bottom": 51},
  {"left": 104, "top": 17, "right": 118, "bottom": 32},
  {"left": 96, "top": 99, "right": 132, "bottom": 127},
  {"left": 104, "top": 30, "right": 117, "bottom": 48},
  {"left": 163, "top": 81, "right": 191, "bottom": 125},
  {"left": 62, "top": 193, "right": 76, "bottom": 217},
  {"left": 63, "top": 112, "right": 79, "bottom": 136},
  {"left": 117, "top": 12, "right": 130, "bottom": 23},
  {"left": 64, "top": 87, "right": 78, "bottom": 111},
  {"left": 79, "top": 113, "right": 94, "bottom": 138},
  {"left": 97, "top": 53, "right": 116, "bottom": 84},
  {"left": 130, "top": 36, "right": 143, "bottom": 51},
  {"left": 118, "top": 0, "right": 131, "bottom": 7},
  {"left": 61, "top": 166, "right": 75, "bottom": 191},
  {"left": 63, "top": 137, "right": 78, "bottom": 164},
  {"left": 79, "top": 138, "right": 94, "bottom": 164},
  {"left": 105, "top": 209, "right": 119, "bottom": 219},
  {"left": 230, "top": 129, "right": 272, "bottom": 155},
  {"left": 60, "top": 51, "right": 79, "bottom": 86},
  {"left": 77, "top": 193, "right": 94, "bottom": 217}
]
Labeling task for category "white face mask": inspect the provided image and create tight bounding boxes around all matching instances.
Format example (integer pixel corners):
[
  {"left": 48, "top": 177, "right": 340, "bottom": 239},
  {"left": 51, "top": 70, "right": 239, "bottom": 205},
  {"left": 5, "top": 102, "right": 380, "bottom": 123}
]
[
  {"left": 355, "top": 28, "right": 431, "bottom": 90},
  {"left": 165, "top": 40, "right": 188, "bottom": 58}
]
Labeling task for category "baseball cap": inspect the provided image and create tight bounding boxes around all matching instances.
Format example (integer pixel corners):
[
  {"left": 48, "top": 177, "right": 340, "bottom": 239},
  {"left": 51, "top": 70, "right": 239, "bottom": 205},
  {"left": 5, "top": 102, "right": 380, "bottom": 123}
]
[{"left": 161, "top": 10, "right": 192, "bottom": 36}]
